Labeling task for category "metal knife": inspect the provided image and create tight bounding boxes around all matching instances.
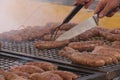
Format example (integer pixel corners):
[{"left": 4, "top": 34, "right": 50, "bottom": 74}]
[{"left": 56, "top": 14, "right": 98, "bottom": 41}]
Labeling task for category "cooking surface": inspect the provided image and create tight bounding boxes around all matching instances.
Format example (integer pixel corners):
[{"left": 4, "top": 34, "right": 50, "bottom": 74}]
[
  {"left": 0, "top": 51, "right": 106, "bottom": 80},
  {"left": 1, "top": 36, "right": 120, "bottom": 70},
  {"left": 0, "top": 0, "right": 120, "bottom": 33},
  {"left": 1, "top": 38, "right": 120, "bottom": 80}
]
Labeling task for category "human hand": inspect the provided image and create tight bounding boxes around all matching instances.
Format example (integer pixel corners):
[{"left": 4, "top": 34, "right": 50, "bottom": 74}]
[
  {"left": 94, "top": 0, "right": 120, "bottom": 18},
  {"left": 74, "top": 0, "right": 94, "bottom": 9}
]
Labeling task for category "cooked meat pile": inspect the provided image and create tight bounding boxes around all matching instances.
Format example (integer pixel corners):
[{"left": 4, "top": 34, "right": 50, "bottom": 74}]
[
  {"left": 59, "top": 45, "right": 120, "bottom": 67},
  {"left": 34, "top": 25, "right": 120, "bottom": 50},
  {"left": 0, "top": 61, "right": 78, "bottom": 80},
  {"left": 0, "top": 23, "right": 120, "bottom": 42},
  {"left": 0, "top": 23, "right": 77, "bottom": 42},
  {"left": 0, "top": 22, "right": 120, "bottom": 68},
  {"left": 58, "top": 27, "right": 120, "bottom": 67}
]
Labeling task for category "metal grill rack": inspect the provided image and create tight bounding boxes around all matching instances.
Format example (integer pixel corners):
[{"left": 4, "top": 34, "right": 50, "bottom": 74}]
[
  {"left": 1, "top": 41, "right": 70, "bottom": 62},
  {"left": 0, "top": 37, "right": 120, "bottom": 79},
  {"left": 0, "top": 51, "right": 106, "bottom": 80},
  {"left": 0, "top": 37, "right": 113, "bottom": 63}
]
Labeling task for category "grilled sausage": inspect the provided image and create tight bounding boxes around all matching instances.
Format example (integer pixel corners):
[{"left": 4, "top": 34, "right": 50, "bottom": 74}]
[
  {"left": 41, "top": 34, "right": 60, "bottom": 41},
  {"left": 34, "top": 40, "right": 69, "bottom": 49},
  {"left": 10, "top": 65, "right": 44, "bottom": 74},
  {"left": 112, "top": 41, "right": 120, "bottom": 49},
  {"left": 59, "top": 23, "right": 77, "bottom": 31},
  {"left": 30, "top": 72, "right": 63, "bottom": 80},
  {"left": 109, "top": 28, "right": 120, "bottom": 34},
  {"left": 46, "top": 23, "right": 77, "bottom": 31},
  {"left": 70, "top": 53, "right": 105, "bottom": 67},
  {"left": 0, "top": 75, "right": 5, "bottom": 80},
  {"left": 52, "top": 70, "right": 78, "bottom": 80},
  {"left": 25, "top": 62, "right": 58, "bottom": 71},
  {"left": 78, "top": 27, "right": 100, "bottom": 40},
  {"left": 41, "top": 30, "right": 66, "bottom": 41},
  {"left": 92, "top": 46, "right": 120, "bottom": 64},
  {"left": 91, "top": 54, "right": 113, "bottom": 65},
  {"left": 60, "top": 51, "right": 105, "bottom": 67},
  {"left": 68, "top": 41, "right": 105, "bottom": 51},
  {"left": 99, "top": 30, "right": 120, "bottom": 41},
  {"left": 12, "top": 71, "right": 29, "bottom": 79},
  {"left": 0, "top": 70, "right": 5, "bottom": 80},
  {"left": 3, "top": 72, "right": 27, "bottom": 80},
  {"left": 59, "top": 47, "right": 80, "bottom": 58}
]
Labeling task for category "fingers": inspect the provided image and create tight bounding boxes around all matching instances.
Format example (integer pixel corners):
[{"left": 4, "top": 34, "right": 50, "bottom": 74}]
[
  {"left": 94, "top": 0, "right": 120, "bottom": 18},
  {"left": 99, "top": 1, "right": 117, "bottom": 18},
  {"left": 74, "top": 0, "right": 87, "bottom": 5},
  {"left": 94, "top": 0, "right": 107, "bottom": 14},
  {"left": 85, "top": 0, "right": 94, "bottom": 9},
  {"left": 106, "top": 7, "right": 120, "bottom": 17},
  {"left": 74, "top": 0, "right": 94, "bottom": 8}
]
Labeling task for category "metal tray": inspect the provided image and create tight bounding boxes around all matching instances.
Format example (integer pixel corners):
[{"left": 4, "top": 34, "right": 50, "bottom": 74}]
[{"left": 0, "top": 51, "right": 106, "bottom": 80}]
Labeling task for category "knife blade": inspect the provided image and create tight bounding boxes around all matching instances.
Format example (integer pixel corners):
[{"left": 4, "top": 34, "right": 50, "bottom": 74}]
[{"left": 56, "top": 14, "right": 98, "bottom": 41}]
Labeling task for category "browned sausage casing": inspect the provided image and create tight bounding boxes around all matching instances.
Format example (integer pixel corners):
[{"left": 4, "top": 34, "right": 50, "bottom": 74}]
[
  {"left": 68, "top": 41, "right": 105, "bottom": 51},
  {"left": 112, "top": 41, "right": 120, "bottom": 49},
  {"left": 30, "top": 72, "right": 63, "bottom": 80},
  {"left": 59, "top": 47, "right": 80, "bottom": 58},
  {"left": 3, "top": 72, "right": 27, "bottom": 80},
  {"left": 25, "top": 62, "right": 58, "bottom": 71},
  {"left": 70, "top": 53, "right": 105, "bottom": 67},
  {"left": 11, "top": 71, "right": 29, "bottom": 79},
  {"left": 0, "top": 75, "right": 5, "bottom": 80},
  {"left": 91, "top": 54, "right": 113, "bottom": 65},
  {"left": 92, "top": 46, "right": 120, "bottom": 64},
  {"left": 46, "top": 23, "right": 77, "bottom": 31},
  {"left": 78, "top": 27, "right": 100, "bottom": 40},
  {"left": 59, "top": 49, "right": 105, "bottom": 67},
  {"left": 99, "top": 30, "right": 120, "bottom": 41},
  {"left": 42, "top": 34, "right": 60, "bottom": 41},
  {"left": 52, "top": 70, "right": 78, "bottom": 80},
  {"left": 109, "top": 28, "right": 120, "bottom": 34},
  {"left": 41, "top": 30, "right": 66, "bottom": 41},
  {"left": 10, "top": 65, "right": 44, "bottom": 74},
  {"left": 35, "top": 40, "right": 69, "bottom": 49}
]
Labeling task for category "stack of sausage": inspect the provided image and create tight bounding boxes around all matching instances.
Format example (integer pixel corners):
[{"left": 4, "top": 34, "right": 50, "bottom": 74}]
[
  {"left": 0, "top": 61, "right": 78, "bottom": 80},
  {"left": 0, "top": 22, "right": 119, "bottom": 42},
  {"left": 0, "top": 26, "right": 43, "bottom": 42},
  {"left": 59, "top": 40, "right": 120, "bottom": 67},
  {"left": 34, "top": 26, "right": 120, "bottom": 50},
  {"left": 0, "top": 23, "right": 77, "bottom": 42},
  {"left": 41, "top": 23, "right": 77, "bottom": 41}
]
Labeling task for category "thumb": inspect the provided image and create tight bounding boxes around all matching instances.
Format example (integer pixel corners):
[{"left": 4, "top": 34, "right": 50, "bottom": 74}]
[{"left": 85, "top": 0, "right": 94, "bottom": 9}]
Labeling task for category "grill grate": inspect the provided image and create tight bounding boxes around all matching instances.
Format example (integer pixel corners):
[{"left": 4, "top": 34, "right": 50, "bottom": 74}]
[
  {"left": 0, "top": 40, "right": 118, "bottom": 80},
  {"left": 0, "top": 54, "right": 27, "bottom": 70},
  {"left": 0, "top": 37, "right": 113, "bottom": 63},
  {"left": 0, "top": 51, "right": 99, "bottom": 79},
  {"left": 0, "top": 37, "right": 119, "bottom": 70},
  {"left": 1, "top": 41, "right": 71, "bottom": 62}
]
